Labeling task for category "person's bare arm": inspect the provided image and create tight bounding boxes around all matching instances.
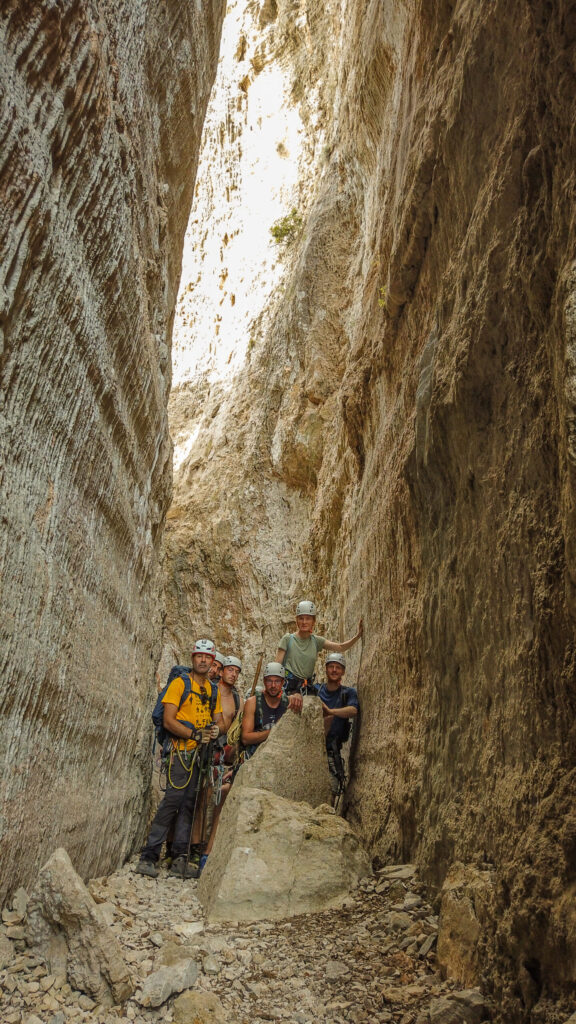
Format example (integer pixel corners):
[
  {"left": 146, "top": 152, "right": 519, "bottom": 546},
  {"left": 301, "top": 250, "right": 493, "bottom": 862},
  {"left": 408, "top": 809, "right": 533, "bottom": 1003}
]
[
  {"left": 287, "top": 694, "right": 303, "bottom": 714},
  {"left": 323, "top": 618, "right": 363, "bottom": 653},
  {"left": 320, "top": 704, "right": 358, "bottom": 720},
  {"left": 163, "top": 704, "right": 221, "bottom": 742},
  {"left": 163, "top": 703, "right": 202, "bottom": 740},
  {"left": 241, "top": 696, "right": 269, "bottom": 747},
  {"left": 275, "top": 648, "right": 286, "bottom": 664}
]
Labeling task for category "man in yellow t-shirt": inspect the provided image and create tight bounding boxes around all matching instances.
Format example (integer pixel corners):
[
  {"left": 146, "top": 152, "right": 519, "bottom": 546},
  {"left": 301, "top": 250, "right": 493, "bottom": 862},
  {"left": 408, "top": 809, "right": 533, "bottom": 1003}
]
[{"left": 136, "top": 639, "right": 224, "bottom": 879}]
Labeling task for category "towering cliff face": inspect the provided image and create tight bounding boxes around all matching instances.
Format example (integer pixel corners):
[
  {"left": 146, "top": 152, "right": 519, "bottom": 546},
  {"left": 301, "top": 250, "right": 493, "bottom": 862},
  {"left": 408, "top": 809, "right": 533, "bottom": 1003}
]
[
  {"left": 0, "top": 0, "right": 225, "bottom": 902},
  {"left": 169, "top": 0, "right": 576, "bottom": 1017}
]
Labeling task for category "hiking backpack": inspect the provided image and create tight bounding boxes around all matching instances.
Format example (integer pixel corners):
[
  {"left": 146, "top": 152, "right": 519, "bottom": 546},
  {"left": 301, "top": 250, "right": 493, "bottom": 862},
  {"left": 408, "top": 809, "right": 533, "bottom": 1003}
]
[{"left": 152, "top": 666, "right": 218, "bottom": 750}]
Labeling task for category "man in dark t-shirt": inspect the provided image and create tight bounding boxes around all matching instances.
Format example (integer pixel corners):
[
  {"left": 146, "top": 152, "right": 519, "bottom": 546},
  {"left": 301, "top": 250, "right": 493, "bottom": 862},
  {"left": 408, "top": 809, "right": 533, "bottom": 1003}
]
[
  {"left": 317, "top": 652, "right": 359, "bottom": 800},
  {"left": 241, "top": 662, "right": 302, "bottom": 758}
]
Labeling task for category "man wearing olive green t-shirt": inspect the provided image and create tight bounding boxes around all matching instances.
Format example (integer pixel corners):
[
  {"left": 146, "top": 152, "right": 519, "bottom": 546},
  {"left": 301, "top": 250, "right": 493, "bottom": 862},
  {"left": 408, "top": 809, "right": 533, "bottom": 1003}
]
[{"left": 276, "top": 600, "right": 363, "bottom": 696}]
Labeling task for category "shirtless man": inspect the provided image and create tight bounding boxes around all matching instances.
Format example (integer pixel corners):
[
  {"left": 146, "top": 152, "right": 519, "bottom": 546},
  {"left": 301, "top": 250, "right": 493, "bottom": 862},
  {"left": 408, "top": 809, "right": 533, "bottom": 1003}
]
[{"left": 276, "top": 600, "right": 363, "bottom": 696}]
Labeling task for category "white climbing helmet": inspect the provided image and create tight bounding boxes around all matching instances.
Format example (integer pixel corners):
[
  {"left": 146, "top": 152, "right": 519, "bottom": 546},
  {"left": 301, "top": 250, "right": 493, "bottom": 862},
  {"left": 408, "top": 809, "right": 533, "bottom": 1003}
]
[
  {"left": 325, "top": 652, "right": 346, "bottom": 669},
  {"left": 213, "top": 651, "right": 225, "bottom": 666},
  {"left": 222, "top": 655, "right": 242, "bottom": 672},
  {"left": 263, "top": 662, "right": 286, "bottom": 679},
  {"left": 192, "top": 639, "right": 216, "bottom": 658},
  {"left": 296, "top": 600, "right": 317, "bottom": 617}
]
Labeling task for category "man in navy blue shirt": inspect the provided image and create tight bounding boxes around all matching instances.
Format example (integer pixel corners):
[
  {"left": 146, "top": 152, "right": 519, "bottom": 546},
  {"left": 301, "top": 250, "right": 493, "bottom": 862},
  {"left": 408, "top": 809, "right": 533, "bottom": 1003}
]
[{"left": 317, "top": 652, "right": 359, "bottom": 801}]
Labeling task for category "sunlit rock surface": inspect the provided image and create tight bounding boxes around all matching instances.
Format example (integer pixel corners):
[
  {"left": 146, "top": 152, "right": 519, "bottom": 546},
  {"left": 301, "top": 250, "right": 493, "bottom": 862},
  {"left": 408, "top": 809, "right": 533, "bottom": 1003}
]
[
  {"left": 168, "top": 0, "right": 576, "bottom": 1015},
  {"left": 0, "top": 0, "right": 225, "bottom": 902},
  {"left": 166, "top": 0, "right": 345, "bottom": 664}
]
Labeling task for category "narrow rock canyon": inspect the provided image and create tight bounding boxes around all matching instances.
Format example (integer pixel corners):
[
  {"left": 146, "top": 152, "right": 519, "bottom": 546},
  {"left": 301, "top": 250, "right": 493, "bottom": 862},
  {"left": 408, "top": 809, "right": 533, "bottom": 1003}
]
[
  {"left": 1, "top": 1, "right": 576, "bottom": 1021},
  {"left": 167, "top": 1, "right": 576, "bottom": 1019}
]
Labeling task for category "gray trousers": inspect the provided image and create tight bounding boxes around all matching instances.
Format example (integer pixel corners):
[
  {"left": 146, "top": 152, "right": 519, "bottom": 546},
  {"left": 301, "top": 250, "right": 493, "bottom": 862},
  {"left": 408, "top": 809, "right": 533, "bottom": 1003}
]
[{"left": 141, "top": 754, "right": 199, "bottom": 862}]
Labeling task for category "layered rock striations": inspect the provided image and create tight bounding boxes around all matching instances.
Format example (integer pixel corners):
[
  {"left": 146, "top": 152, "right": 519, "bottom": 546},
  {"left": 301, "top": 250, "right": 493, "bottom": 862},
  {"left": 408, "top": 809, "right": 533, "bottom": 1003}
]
[
  {"left": 168, "top": 0, "right": 576, "bottom": 1017},
  {"left": 0, "top": 0, "right": 225, "bottom": 901}
]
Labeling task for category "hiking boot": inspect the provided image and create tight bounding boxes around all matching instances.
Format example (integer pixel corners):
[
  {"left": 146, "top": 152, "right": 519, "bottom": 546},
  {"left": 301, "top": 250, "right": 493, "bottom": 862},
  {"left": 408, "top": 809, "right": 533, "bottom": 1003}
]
[
  {"left": 135, "top": 859, "right": 159, "bottom": 878},
  {"left": 168, "top": 855, "right": 198, "bottom": 879}
]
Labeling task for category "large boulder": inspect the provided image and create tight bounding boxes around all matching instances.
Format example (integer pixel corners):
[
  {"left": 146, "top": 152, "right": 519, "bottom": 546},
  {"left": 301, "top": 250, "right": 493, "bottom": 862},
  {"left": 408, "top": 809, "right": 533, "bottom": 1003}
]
[
  {"left": 235, "top": 696, "right": 332, "bottom": 806},
  {"left": 197, "top": 786, "right": 371, "bottom": 922},
  {"left": 26, "top": 848, "right": 134, "bottom": 1006}
]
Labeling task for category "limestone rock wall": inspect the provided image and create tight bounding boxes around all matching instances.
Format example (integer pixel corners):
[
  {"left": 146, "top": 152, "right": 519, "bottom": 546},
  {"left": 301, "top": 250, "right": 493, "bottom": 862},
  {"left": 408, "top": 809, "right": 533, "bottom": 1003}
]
[
  {"left": 168, "top": 0, "right": 576, "bottom": 1016},
  {"left": 0, "top": 0, "right": 225, "bottom": 902}
]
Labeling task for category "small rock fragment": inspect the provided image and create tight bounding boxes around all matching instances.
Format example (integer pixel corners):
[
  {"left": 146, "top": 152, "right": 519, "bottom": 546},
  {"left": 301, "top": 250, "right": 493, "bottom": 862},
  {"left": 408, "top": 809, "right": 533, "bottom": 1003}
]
[
  {"left": 0, "top": 928, "right": 15, "bottom": 969},
  {"left": 202, "top": 953, "right": 220, "bottom": 975},
  {"left": 173, "top": 989, "right": 227, "bottom": 1023},
  {"left": 378, "top": 865, "right": 417, "bottom": 880},
  {"left": 12, "top": 888, "right": 30, "bottom": 920},
  {"left": 429, "top": 988, "right": 488, "bottom": 1024},
  {"left": 173, "top": 921, "right": 204, "bottom": 940},
  {"left": 419, "top": 934, "right": 437, "bottom": 957},
  {"left": 136, "top": 958, "right": 198, "bottom": 1008},
  {"left": 2, "top": 909, "right": 24, "bottom": 926}
]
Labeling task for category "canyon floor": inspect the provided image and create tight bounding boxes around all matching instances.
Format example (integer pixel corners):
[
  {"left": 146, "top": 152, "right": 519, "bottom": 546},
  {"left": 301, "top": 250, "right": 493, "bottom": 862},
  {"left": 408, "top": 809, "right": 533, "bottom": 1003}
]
[{"left": 0, "top": 861, "right": 478, "bottom": 1024}]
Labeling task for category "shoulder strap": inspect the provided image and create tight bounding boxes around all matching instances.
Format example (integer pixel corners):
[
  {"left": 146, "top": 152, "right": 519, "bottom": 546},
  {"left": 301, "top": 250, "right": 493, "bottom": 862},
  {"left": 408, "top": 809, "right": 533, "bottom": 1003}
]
[
  {"left": 209, "top": 681, "right": 218, "bottom": 714},
  {"left": 178, "top": 672, "right": 192, "bottom": 710},
  {"left": 255, "top": 691, "right": 263, "bottom": 730},
  {"left": 232, "top": 688, "right": 241, "bottom": 712}
]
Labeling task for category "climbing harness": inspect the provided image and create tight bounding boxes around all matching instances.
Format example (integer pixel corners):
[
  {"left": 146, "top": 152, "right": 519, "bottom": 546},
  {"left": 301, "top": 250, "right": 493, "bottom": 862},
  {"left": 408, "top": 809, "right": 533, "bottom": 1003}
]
[
  {"left": 167, "top": 745, "right": 199, "bottom": 789},
  {"left": 284, "top": 671, "right": 317, "bottom": 696},
  {"left": 211, "top": 761, "right": 226, "bottom": 806},
  {"left": 282, "top": 634, "right": 318, "bottom": 695}
]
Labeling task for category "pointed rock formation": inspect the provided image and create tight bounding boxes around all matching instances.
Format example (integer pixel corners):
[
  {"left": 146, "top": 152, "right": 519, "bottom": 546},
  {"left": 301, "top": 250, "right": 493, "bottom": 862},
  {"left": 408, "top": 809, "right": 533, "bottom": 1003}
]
[
  {"left": 235, "top": 696, "right": 332, "bottom": 807},
  {"left": 26, "top": 848, "right": 133, "bottom": 1006}
]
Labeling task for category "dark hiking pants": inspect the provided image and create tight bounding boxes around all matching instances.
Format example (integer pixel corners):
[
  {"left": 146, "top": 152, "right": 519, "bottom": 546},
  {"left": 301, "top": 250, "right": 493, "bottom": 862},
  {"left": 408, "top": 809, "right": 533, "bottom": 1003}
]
[{"left": 141, "top": 753, "right": 199, "bottom": 863}]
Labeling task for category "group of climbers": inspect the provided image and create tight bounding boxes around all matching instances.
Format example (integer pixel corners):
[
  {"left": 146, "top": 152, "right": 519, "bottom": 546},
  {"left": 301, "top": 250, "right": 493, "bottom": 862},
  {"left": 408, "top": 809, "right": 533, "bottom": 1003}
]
[{"left": 136, "top": 601, "right": 362, "bottom": 880}]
